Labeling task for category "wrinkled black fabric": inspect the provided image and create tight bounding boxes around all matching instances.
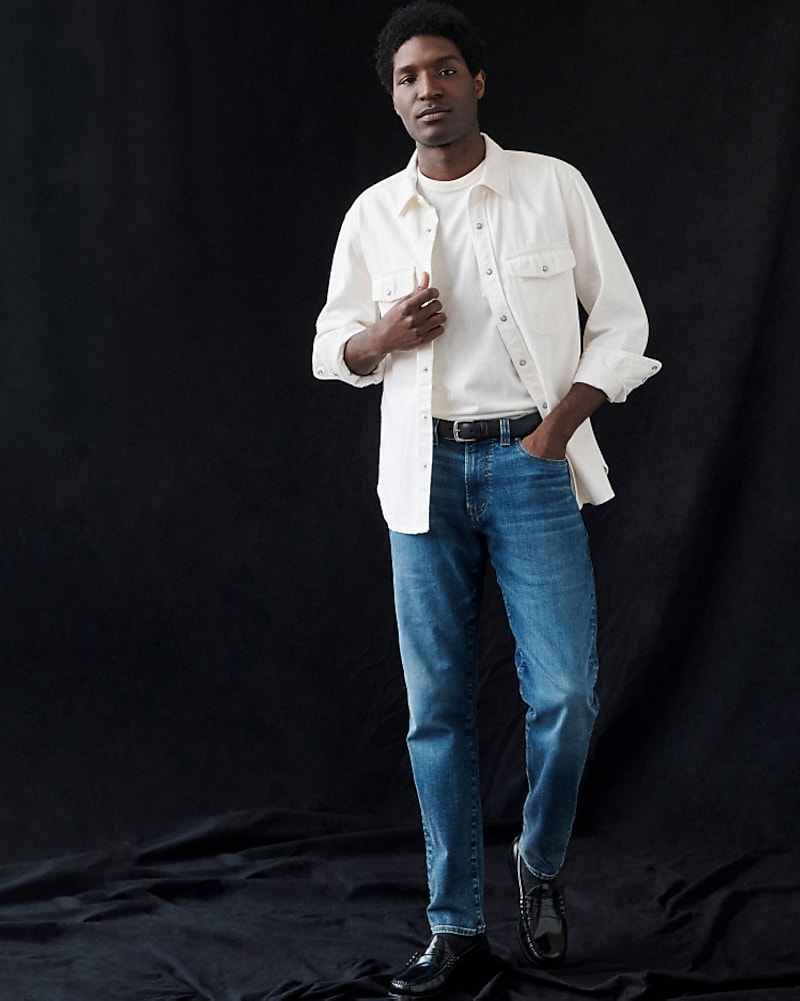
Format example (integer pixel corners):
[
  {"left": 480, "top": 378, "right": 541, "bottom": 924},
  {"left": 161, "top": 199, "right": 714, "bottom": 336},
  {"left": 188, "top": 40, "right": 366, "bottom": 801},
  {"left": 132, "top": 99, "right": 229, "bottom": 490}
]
[
  {"left": 1, "top": 0, "right": 799, "bottom": 998},
  {"left": 0, "top": 811, "right": 798, "bottom": 1000}
]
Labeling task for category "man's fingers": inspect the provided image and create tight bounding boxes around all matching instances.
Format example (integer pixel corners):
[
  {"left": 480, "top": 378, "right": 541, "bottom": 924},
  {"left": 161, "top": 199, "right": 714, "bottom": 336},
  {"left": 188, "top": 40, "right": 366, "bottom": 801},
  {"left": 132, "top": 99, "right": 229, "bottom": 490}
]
[
  {"left": 405, "top": 284, "right": 440, "bottom": 308},
  {"left": 419, "top": 298, "right": 443, "bottom": 319},
  {"left": 420, "top": 312, "right": 447, "bottom": 340},
  {"left": 406, "top": 297, "right": 443, "bottom": 326}
]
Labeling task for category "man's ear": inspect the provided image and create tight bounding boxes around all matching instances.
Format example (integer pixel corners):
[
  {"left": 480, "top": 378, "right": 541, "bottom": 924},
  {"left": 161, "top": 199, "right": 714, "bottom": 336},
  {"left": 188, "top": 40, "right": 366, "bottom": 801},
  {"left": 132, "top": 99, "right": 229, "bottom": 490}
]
[{"left": 475, "top": 70, "right": 486, "bottom": 100}]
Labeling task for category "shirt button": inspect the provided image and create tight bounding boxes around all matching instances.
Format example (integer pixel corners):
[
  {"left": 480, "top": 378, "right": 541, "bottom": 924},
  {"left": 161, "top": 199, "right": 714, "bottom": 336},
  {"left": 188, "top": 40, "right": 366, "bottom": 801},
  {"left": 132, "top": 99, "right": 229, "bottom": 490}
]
[
  {"left": 542, "top": 265, "right": 549, "bottom": 272},
  {"left": 499, "top": 315, "right": 507, "bottom": 322},
  {"left": 542, "top": 402, "right": 549, "bottom": 410},
  {"left": 519, "top": 359, "right": 526, "bottom": 367},
  {"left": 476, "top": 222, "right": 483, "bottom": 229},
  {"left": 485, "top": 268, "right": 493, "bottom": 275}
]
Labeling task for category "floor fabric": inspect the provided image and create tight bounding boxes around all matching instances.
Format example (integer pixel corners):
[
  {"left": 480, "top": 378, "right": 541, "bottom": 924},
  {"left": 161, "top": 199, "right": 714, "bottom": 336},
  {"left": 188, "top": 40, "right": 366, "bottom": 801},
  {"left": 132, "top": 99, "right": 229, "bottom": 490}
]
[{"left": 0, "top": 810, "right": 797, "bottom": 1000}]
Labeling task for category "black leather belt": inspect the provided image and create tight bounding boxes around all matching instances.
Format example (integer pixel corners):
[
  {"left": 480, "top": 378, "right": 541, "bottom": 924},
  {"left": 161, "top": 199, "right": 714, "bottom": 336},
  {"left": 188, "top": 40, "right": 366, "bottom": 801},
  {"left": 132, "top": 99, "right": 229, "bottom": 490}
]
[{"left": 436, "top": 412, "right": 541, "bottom": 442}]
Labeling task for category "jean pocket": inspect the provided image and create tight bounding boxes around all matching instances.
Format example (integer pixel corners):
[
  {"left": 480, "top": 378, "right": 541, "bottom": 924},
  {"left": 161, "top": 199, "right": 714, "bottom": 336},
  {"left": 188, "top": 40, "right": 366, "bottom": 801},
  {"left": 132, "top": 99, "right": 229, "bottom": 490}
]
[{"left": 515, "top": 440, "right": 568, "bottom": 465}]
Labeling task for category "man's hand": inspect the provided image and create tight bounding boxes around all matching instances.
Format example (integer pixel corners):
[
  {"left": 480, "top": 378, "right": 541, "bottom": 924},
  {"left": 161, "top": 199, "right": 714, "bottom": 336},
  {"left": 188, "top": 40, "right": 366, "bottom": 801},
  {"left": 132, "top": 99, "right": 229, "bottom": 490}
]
[
  {"left": 520, "top": 383, "right": 607, "bottom": 460},
  {"left": 344, "top": 272, "right": 446, "bottom": 375},
  {"left": 379, "top": 271, "right": 447, "bottom": 353}
]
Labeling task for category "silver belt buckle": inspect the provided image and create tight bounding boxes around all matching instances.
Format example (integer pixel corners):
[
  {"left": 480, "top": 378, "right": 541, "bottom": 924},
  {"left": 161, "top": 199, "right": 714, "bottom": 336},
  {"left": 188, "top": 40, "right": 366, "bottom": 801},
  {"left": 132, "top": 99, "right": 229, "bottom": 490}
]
[{"left": 452, "top": 420, "right": 473, "bottom": 443}]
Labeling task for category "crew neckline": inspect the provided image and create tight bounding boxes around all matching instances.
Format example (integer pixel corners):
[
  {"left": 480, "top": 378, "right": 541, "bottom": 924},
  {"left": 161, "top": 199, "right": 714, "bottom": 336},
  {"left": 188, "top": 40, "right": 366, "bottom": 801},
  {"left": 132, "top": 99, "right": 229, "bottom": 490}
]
[{"left": 416, "top": 159, "right": 485, "bottom": 193}]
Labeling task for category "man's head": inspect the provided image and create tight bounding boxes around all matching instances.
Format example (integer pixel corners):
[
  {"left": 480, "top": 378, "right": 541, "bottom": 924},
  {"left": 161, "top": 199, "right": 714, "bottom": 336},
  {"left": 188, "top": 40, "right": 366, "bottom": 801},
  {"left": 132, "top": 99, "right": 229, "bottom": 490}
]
[
  {"left": 374, "top": 2, "right": 486, "bottom": 94},
  {"left": 376, "top": 3, "right": 486, "bottom": 160}
]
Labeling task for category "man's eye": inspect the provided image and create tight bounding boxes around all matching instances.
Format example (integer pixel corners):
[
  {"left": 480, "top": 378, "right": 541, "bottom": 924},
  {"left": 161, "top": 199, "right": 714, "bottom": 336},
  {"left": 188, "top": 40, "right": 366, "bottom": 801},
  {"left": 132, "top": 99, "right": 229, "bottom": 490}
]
[
  {"left": 399, "top": 76, "right": 415, "bottom": 85},
  {"left": 440, "top": 68, "right": 456, "bottom": 76}
]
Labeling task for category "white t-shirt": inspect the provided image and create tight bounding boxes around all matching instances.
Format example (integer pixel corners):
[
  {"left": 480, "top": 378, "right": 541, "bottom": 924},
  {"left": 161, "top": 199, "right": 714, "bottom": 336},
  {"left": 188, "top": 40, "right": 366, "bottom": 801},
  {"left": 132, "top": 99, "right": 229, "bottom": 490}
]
[{"left": 416, "top": 163, "right": 537, "bottom": 421}]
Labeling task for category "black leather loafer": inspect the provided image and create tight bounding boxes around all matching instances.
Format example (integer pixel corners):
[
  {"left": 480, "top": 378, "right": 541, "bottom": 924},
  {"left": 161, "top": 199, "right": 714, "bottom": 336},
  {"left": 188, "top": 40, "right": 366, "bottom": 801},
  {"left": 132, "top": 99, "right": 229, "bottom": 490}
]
[
  {"left": 389, "top": 931, "right": 490, "bottom": 997},
  {"left": 509, "top": 835, "right": 567, "bottom": 967}
]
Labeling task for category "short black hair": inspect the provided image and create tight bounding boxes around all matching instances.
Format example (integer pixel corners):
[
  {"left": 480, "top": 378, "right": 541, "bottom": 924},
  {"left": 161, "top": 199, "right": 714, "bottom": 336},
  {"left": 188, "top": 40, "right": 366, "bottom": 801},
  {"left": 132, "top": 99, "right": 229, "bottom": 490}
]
[{"left": 375, "top": 2, "right": 486, "bottom": 93}]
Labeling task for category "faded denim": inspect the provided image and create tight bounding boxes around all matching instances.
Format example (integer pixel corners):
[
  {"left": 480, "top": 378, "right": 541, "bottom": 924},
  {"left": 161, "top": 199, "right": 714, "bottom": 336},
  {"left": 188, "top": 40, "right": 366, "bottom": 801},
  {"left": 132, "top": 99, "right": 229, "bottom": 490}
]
[{"left": 389, "top": 435, "right": 599, "bottom": 935}]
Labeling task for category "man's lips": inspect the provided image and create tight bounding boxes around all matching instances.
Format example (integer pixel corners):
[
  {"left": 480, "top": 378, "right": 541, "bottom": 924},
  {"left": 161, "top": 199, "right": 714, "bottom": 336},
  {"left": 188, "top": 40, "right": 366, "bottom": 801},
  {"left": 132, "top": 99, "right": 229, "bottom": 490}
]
[{"left": 417, "top": 107, "right": 449, "bottom": 120}]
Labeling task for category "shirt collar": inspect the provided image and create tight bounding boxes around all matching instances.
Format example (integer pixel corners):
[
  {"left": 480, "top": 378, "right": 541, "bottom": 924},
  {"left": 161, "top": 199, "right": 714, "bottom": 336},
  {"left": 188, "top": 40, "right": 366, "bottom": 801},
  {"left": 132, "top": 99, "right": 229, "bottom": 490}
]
[{"left": 396, "top": 133, "right": 509, "bottom": 215}]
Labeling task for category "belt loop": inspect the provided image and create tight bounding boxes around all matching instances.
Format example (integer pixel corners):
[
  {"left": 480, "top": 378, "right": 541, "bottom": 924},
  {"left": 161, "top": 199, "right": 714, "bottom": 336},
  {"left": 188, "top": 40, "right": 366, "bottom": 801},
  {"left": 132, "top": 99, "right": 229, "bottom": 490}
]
[
  {"left": 499, "top": 417, "right": 511, "bottom": 446},
  {"left": 433, "top": 418, "right": 439, "bottom": 446}
]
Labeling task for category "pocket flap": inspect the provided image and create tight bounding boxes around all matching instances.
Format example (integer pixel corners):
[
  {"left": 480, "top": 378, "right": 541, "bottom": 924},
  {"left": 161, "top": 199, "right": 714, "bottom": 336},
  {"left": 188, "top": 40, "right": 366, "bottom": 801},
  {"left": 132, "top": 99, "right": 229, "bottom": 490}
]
[
  {"left": 372, "top": 268, "right": 417, "bottom": 302},
  {"left": 506, "top": 245, "right": 576, "bottom": 278}
]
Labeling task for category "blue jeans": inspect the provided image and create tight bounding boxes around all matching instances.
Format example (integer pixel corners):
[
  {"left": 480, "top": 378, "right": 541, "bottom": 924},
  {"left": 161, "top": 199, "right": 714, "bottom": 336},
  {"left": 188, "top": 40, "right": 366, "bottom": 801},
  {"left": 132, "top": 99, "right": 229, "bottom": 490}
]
[{"left": 389, "top": 434, "right": 599, "bottom": 935}]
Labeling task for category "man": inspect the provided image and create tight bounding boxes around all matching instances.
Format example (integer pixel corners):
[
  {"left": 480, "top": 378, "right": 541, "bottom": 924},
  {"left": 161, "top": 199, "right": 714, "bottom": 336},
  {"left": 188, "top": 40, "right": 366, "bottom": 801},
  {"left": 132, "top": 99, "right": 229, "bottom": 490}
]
[{"left": 313, "top": 3, "right": 660, "bottom": 995}]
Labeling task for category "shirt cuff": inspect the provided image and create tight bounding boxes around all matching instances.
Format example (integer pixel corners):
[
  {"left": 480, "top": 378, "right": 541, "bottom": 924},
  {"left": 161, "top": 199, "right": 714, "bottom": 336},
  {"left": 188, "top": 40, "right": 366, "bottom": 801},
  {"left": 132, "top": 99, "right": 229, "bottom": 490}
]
[
  {"left": 313, "top": 330, "right": 385, "bottom": 386},
  {"left": 575, "top": 348, "right": 662, "bottom": 403}
]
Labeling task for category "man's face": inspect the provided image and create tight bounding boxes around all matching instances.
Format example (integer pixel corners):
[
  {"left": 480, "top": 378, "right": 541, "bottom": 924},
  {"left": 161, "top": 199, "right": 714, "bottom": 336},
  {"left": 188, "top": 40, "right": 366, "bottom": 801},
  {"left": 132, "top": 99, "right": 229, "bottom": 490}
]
[{"left": 391, "top": 34, "right": 485, "bottom": 149}]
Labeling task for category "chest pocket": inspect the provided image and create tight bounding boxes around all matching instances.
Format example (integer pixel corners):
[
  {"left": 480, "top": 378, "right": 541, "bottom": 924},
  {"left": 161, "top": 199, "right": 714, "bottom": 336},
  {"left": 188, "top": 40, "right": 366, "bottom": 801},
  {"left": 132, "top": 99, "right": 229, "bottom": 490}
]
[
  {"left": 505, "top": 245, "right": 577, "bottom": 335},
  {"left": 372, "top": 268, "right": 417, "bottom": 317}
]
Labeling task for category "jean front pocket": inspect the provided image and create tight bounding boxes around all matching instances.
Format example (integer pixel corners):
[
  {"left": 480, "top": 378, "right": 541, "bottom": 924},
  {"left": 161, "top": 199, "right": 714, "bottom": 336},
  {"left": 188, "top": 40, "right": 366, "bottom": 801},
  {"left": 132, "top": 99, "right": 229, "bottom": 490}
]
[{"left": 515, "top": 440, "right": 568, "bottom": 466}]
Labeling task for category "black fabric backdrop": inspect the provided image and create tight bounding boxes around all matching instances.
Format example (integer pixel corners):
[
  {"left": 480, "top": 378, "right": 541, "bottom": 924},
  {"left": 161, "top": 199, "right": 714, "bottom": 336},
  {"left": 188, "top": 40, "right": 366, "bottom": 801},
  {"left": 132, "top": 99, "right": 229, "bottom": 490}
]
[{"left": 1, "top": 1, "right": 799, "bottom": 998}]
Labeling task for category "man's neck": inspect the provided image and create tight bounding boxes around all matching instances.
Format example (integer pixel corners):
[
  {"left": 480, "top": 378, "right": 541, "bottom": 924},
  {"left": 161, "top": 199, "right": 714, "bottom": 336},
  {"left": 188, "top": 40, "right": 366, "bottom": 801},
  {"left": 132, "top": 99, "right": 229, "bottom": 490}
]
[{"left": 416, "top": 132, "right": 486, "bottom": 181}]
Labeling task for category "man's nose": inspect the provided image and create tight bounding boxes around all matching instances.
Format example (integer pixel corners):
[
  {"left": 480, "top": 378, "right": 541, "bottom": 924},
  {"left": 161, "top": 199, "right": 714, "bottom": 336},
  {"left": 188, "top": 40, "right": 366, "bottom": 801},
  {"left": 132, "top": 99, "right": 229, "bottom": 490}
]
[{"left": 417, "top": 72, "right": 442, "bottom": 99}]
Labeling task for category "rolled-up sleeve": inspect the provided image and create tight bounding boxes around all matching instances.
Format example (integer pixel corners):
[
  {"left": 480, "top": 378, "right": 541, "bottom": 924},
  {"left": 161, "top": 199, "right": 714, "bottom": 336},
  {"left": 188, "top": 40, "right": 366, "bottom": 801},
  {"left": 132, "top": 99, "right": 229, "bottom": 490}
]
[
  {"left": 567, "top": 172, "right": 661, "bottom": 402},
  {"left": 312, "top": 207, "right": 386, "bottom": 387}
]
